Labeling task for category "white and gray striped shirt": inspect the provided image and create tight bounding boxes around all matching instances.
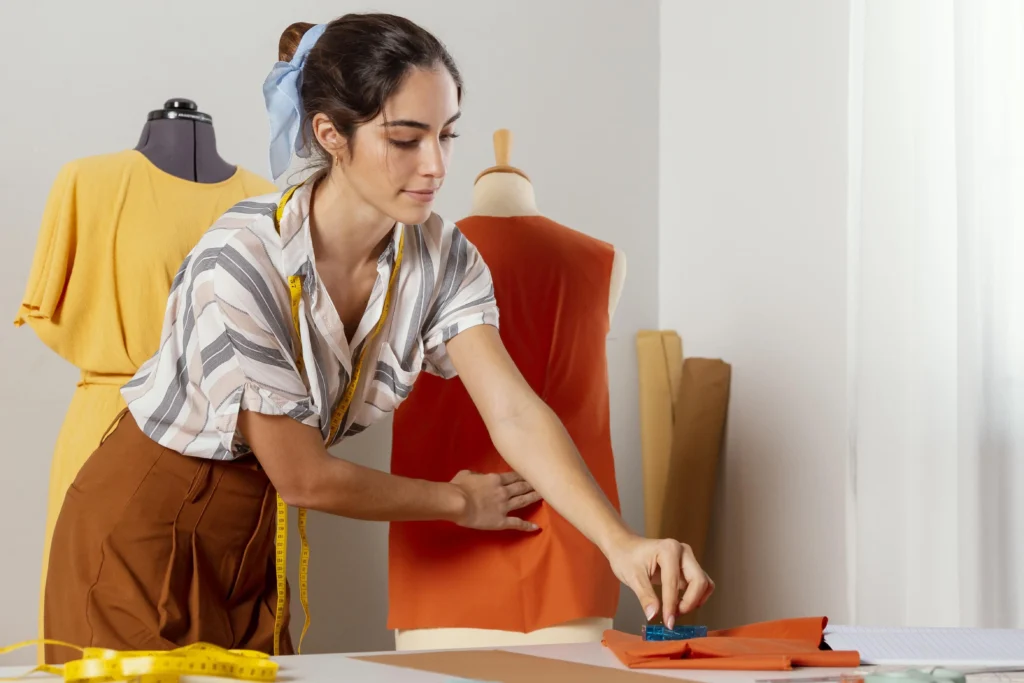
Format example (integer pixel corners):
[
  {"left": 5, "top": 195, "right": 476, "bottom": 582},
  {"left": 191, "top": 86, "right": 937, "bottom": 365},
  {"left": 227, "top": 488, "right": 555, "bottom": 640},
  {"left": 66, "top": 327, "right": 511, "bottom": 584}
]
[{"left": 121, "top": 180, "right": 499, "bottom": 460}]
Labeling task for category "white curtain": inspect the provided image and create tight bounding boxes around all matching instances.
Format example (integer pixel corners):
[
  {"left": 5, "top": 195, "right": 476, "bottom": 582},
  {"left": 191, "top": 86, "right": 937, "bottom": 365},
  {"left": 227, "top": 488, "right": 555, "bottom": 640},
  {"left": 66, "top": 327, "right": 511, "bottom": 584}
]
[{"left": 847, "top": 0, "right": 1024, "bottom": 628}]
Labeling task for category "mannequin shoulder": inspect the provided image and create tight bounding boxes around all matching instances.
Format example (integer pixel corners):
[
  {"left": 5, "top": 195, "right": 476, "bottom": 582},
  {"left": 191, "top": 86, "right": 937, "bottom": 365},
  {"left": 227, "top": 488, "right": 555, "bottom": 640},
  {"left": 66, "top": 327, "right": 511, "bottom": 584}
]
[
  {"left": 610, "top": 246, "right": 627, "bottom": 282},
  {"left": 608, "top": 246, "right": 627, "bottom": 321},
  {"left": 233, "top": 166, "right": 281, "bottom": 195},
  {"left": 47, "top": 150, "right": 144, "bottom": 190}
]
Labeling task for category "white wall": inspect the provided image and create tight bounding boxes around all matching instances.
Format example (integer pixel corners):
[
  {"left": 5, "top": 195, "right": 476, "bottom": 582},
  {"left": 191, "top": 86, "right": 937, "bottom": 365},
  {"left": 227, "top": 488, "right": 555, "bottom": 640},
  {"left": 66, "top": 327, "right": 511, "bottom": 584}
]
[
  {"left": 0, "top": 0, "right": 659, "bottom": 661},
  {"left": 659, "top": 0, "right": 852, "bottom": 627}
]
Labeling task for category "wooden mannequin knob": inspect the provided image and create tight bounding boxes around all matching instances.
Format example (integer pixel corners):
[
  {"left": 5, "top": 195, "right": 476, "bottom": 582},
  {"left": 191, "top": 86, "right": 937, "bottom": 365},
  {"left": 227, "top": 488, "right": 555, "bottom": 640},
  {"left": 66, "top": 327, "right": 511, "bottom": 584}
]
[
  {"left": 474, "top": 128, "right": 530, "bottom": 183},
  {"left": 493, "top": 129, "right": 512, "bottom": 166}
]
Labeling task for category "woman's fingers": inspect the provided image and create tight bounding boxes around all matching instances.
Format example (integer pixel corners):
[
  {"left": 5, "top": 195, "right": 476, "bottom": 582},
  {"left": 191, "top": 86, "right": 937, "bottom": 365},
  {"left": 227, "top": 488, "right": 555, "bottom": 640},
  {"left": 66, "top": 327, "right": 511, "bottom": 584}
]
[
  {"left": 654, "top": 541, "right": 683, "bottom": 628},
  {"left": 498, "top": 471, "right": 526, "bottom": 485},
  {"left": 694, "top": 575, "right": 715, "bottom": 609},
  {"left": 501, "top": 515, "right": 540, "bottom": 532},
  {"left": 507, "top": 491, "right": 542, "bottom": 511},
  {"left": 626, "top": 571, "right": 661, "bottom": 623},
  {"left": 500, "top": 472, "right": 540, "bottom": 508},
  {"left": 677, "top": 544, "right": 712, "bottom": 614},
  {"left": 678, "top": 576, "right": 714, "bottom": 615},
  {"left": 504, "top": 480, "right": 534, "bottom": 497}
]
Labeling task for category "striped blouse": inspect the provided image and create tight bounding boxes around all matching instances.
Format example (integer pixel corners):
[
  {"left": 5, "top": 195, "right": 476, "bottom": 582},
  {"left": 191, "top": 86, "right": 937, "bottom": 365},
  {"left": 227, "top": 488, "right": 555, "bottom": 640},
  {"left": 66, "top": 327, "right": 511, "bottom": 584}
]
[{"left": 121, "top": 180, "right": 499, "bottom": 460}]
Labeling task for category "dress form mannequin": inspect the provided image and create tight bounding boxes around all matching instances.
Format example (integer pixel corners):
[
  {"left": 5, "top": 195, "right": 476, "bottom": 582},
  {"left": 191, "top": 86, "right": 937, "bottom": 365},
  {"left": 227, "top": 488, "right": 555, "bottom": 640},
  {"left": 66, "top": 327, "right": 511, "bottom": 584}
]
[
  {"left": 135, "top": 99, "right": 236, "bottom": 183},
  {"left": 468, "top": 130, "right": 626, "bottom": 319},
  {"left": 21, "top": 102, "right": 274, "bottom": 664},
  {"left": 391, "top": 130, "right": 627, "bottom": 651}
]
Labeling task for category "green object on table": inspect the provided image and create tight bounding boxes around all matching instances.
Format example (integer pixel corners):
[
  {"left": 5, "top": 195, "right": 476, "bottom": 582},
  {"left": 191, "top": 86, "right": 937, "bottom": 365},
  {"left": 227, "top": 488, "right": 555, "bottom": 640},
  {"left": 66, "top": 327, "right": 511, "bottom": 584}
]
[
  {"left": 758, "top": 666, "right": 974, "bottom": 683},
  {"left": 864, "top": 668, "right": 967, "bottom": 683}
]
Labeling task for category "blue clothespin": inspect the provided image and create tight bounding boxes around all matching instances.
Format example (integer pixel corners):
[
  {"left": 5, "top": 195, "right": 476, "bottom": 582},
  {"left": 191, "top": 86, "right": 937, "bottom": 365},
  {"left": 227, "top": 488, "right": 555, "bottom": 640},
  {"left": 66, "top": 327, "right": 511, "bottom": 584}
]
[{"left": 642, "top": 624, "right": 709, "bottom": 641}]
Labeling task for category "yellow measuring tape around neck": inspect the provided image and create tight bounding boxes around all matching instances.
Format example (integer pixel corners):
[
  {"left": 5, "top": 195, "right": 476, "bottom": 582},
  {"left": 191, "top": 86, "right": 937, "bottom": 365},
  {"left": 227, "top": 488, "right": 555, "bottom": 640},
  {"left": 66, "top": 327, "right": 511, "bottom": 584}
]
[
  {"left": 0, "top": 639, "right": 277, "bottom": 682},
  {"left": 271, "top": 183, "right": 405, "bottom": 656}
]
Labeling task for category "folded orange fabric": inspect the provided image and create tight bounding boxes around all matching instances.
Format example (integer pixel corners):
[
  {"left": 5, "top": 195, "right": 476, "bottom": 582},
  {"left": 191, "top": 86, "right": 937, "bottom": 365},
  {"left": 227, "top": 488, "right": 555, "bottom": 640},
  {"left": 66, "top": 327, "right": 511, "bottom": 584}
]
[{"left": 602, "top": 617, "right": 861, "bottom": 670}]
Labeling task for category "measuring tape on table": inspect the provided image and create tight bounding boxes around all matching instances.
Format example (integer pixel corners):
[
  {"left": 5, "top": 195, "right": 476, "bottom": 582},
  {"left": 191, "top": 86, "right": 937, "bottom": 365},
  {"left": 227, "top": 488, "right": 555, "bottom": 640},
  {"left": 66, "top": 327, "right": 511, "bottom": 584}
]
[
  {"left": 0, "top": 639, "right": 278, "bottom": 682},
  {"left": 271, "top": 184, "right": 405, "bottom": 656}
]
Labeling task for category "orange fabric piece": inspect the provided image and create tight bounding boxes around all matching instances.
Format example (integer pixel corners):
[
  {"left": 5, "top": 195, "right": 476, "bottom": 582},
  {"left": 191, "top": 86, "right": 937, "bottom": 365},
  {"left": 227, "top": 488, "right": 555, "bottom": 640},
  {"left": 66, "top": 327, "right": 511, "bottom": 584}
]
[
  {"left": 602, "top": 617, "right": 862, "bottom": 670},
  {"left": 388, "top": 214, "right": 620, "bottom": 632}
]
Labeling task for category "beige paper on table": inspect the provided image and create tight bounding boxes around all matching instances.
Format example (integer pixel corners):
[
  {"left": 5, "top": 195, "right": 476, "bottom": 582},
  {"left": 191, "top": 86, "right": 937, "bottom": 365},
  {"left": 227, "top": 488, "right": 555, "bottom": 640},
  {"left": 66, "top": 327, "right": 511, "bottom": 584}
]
[{"left": 357, "top": 650, "right": 694, "bottom": 682}]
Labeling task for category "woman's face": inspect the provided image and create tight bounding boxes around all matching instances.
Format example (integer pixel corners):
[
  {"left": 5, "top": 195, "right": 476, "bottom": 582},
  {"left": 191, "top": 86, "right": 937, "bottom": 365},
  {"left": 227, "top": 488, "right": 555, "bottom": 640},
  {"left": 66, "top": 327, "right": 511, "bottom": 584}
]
[{"left": 340, "top": 66, "right": 461, "bottom": 226}]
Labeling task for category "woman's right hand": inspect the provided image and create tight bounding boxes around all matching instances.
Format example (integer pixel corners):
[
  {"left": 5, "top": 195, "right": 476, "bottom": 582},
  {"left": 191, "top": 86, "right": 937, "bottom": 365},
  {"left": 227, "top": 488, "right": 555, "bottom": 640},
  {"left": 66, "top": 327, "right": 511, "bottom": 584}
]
[{"left": 449, "top": 470, "right": 542, "bottom": 531}]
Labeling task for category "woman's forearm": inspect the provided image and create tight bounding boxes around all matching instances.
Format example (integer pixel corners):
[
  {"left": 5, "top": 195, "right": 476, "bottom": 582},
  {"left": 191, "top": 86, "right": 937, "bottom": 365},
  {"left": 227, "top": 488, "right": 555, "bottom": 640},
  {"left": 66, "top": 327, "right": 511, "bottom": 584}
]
[
  {"left": 293, "top": 455, "right": 467, "bottom": 522},
  {"left": 442, "top": 325, "right": 635, "bottom": 554},
  {"left": 239, "top": 410, "right": 466, "bottom": 522},
  {"left": 489, "top": 399, "right": 634, "bottom": 555}
]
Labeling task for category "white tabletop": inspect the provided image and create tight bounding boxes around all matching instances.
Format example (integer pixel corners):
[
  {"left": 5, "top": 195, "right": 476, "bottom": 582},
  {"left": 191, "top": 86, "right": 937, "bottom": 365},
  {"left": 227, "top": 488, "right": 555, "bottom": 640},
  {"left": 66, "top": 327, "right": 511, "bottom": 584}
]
[{"left": 0, "top": 641, "right": 856, "bottom": 682}]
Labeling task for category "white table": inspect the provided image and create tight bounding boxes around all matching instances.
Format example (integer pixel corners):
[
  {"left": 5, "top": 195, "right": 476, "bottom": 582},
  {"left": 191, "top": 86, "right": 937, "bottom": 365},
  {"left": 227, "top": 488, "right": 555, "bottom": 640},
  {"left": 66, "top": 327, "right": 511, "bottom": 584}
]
[{"left": 0, "top": 641, "right": 856, "bottom": 682}]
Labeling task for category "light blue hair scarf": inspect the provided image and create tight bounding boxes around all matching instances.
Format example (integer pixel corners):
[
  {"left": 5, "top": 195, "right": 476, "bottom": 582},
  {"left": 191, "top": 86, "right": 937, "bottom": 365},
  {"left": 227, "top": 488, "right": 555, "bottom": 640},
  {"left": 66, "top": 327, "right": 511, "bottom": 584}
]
[{"left": 262, "top": 22, "right": 328, "bottom": 180}]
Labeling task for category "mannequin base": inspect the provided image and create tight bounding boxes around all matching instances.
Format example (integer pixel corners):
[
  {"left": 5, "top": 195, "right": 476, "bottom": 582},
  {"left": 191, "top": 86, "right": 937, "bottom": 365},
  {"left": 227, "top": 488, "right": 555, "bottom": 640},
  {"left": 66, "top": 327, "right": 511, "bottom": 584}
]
[{"left": 393, "top": 617, "right": 612, "bottom": 651}]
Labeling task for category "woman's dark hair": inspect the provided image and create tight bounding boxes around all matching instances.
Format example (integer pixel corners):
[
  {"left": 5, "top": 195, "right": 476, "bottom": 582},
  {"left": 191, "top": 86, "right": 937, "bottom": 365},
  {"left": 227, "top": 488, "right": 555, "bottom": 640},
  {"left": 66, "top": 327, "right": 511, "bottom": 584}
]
[{"left": 278, "top": 13, "right": 463, "bottom": 162}]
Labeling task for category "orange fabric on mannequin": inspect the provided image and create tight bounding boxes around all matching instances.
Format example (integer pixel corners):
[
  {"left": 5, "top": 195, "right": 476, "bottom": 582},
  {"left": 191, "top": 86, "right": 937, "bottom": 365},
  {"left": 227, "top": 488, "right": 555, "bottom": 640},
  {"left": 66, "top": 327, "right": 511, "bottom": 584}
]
[
  {"left": 602, "top": 617, "right": 862, "bottom": 670},
  {"left": 388, "top": 214, "right": 621, "bottom": 632}
]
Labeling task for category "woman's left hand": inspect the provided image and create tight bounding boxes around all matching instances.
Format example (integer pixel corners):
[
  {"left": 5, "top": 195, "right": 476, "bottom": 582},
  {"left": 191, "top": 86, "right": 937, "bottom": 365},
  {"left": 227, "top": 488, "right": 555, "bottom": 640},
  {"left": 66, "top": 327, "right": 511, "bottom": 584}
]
[{"left": 607, "top": 536, "right": 715, "bottom": 629}]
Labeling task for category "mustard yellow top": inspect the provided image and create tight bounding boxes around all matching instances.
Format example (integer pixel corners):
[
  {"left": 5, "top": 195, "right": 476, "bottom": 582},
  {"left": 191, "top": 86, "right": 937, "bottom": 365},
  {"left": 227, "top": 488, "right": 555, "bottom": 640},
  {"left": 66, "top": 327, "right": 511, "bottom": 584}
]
[{"left": 15, "top": 149, "right": 278, "bottom": 376}]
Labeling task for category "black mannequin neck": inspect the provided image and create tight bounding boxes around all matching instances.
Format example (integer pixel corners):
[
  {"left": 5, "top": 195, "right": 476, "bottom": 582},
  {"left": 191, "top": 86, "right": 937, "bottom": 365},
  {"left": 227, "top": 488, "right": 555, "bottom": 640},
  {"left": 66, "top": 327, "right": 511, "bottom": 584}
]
[{"left": 135, "top": 118, "right": 236, "bottom": 184}]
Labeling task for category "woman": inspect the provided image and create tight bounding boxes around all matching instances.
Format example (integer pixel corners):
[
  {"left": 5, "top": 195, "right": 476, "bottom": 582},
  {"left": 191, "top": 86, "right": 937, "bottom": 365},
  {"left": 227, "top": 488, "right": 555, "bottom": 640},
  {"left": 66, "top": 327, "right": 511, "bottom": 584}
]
[{"left": 43, "top": 12, "right": 713, "bottom": 662}]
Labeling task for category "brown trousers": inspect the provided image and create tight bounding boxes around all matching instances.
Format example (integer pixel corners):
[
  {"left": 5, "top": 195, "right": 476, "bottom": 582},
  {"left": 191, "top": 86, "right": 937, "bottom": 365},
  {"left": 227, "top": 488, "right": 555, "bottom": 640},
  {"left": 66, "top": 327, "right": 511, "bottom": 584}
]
[{"left": 43, "top": 411, "right": 293, "bottom": 664}]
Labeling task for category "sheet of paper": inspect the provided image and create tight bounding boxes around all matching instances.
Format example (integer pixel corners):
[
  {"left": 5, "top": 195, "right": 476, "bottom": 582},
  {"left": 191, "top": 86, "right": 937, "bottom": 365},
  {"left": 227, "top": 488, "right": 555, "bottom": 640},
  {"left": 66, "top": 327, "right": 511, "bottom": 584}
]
[
  {"left": 824, "top": 625, "right": 1024, "bottom": 667},
  {"left": 967, "top": 672, "right": 1024, "bottom": 683},
  {"left": 357, "top": 649, "right": 703, "bottom": 683}
]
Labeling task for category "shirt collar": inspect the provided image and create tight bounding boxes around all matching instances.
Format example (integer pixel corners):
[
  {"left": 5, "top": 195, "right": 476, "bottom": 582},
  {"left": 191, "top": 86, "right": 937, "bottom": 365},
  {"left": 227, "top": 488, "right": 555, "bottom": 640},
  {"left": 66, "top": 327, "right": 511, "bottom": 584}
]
[{"left": 280, "top": 177, "right": 404, "bottom": 273}]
